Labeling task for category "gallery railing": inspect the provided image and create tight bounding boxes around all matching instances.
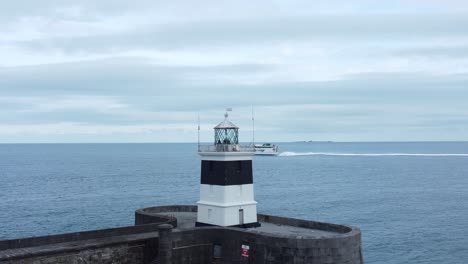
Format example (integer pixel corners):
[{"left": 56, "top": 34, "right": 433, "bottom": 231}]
[{"left": 198, "top": 144, "right": 254, "bottom": 152}]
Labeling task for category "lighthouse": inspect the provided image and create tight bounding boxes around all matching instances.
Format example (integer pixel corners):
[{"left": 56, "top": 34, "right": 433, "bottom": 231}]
[{"left": 196, "top": 111, "right": 260, "bottom": 228}]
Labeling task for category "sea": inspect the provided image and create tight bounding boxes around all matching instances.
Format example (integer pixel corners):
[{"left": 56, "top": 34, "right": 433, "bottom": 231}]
[{"left": 0, "top": 142, "right": 467, "bottom": 264}]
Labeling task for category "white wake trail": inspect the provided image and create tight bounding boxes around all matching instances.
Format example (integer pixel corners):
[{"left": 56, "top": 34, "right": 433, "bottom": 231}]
[{"left": 279, "top": 152, "right": 468, "bottom": 157}]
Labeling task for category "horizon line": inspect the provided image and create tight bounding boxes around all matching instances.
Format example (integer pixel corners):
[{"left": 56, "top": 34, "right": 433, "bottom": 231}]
[{"left": 1, "top": 140, "right": 468, "bottom": 144}]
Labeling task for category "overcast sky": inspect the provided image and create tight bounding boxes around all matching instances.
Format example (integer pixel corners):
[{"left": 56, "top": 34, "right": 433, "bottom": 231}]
[{"left": 1, "top": 0, "right": 468, "bottom": 143}]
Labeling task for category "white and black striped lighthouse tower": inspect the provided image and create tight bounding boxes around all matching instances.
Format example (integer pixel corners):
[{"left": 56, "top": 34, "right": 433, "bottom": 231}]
[{"left": 196, "top": 110, "right": 260, "bottom": 228}]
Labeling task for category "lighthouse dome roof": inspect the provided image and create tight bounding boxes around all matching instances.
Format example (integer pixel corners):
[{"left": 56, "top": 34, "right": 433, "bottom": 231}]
[
  {"left": 214, "top": 118, "right": 239, "bottom": 129},
  {"left": 214, "top": 119, "right": 238, "bottom": 129}
]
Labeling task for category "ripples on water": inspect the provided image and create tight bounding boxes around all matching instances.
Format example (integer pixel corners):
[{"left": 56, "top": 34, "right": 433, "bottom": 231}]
[{"left": 0, "top": 142, "right": 467, "bottom": 264}]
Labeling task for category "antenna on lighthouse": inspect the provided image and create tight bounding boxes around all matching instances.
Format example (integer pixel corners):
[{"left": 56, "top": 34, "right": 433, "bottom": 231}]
[
  {"left": 197, "top": 113, "right": 200, "bottom": 152},
  {"left": 251, "top": 105, "right": 255, "bottom": 146}
]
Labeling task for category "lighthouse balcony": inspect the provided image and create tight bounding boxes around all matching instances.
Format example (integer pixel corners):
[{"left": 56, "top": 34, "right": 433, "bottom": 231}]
[{"left": 198, "top": 144, "right": 254, "bottom": 153}]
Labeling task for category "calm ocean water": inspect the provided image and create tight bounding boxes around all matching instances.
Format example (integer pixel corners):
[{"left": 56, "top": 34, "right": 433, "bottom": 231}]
[{"left": 1, "top": 142, "right": 467, "bottom": 263}]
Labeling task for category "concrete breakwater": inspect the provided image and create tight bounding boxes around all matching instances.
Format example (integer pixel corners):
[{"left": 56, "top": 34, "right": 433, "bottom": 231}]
[{"left": 0, "top": 205, "right": 362, "bottom": 264}]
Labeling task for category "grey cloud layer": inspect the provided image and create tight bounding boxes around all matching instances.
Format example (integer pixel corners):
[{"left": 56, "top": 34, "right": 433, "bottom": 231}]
[
  {"left": 9, "top": 14, "right": 468, "bottom": 54},
  {"left": 1, "top": 1, "right": 468, "bottom": 142},
  {"left": 1, "top": 59, "right": 467, "bottom": 130}
]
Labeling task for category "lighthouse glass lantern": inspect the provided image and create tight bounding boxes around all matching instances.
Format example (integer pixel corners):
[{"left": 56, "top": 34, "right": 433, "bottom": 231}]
[{"left": 196, "top": 111, "right": 260, "bottom": 228}]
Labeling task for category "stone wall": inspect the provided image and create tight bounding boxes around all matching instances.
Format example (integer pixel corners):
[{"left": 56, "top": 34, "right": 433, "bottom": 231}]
[
  {"left": 168, "top": 227, "right": 363, "bottom": 264},
  {"left": 2, "top": 205, "right": 363, "bottom": 264},
  {"left": 0, "top": 224, "right": 160, "bottom": 250},
  {"left": 0, "top": 224, "right": 161, "bottom": 264},
  {"left": 134, "top": 205, "right": 191, "bottom": 226},
  {"left": 136, "top": 205, "right": 363, "bottom": 264},
  {"left": 1, "top": 243, "right": 146, "bottom": 264}
]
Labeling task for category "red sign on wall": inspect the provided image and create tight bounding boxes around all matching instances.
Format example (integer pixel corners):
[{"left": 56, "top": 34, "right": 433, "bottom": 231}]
[{"left": 241, "top": 244, "right": 250, "bottom": 257}]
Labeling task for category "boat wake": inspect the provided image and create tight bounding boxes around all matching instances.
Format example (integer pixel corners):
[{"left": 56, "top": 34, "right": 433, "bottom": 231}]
[{"left": 279, "top": 152, "right": 468, "bottom": 157}]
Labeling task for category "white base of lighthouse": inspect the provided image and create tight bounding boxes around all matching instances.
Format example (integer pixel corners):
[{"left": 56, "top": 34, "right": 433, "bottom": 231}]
[
  {"left": 197, "top": 202, "right": 258, "bottom": 227},
  {"left": 196, "top": 149, "right": 260, "bottom": 228},
  {"left": 196, "top": 184, "right": 259, "bottom": 227}
]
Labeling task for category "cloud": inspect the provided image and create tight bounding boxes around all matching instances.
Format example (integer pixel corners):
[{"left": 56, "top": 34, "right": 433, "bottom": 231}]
[
  {"left": 1, "top": 1, "right": 468, "bottom": 142},
  {"left": 6, "top": 13, "right": 468, "bottom": 54},
  {"left": 0, "top": 122, "right": 195, "bottom": 135},
  {"left": 13, "top": 96, "right": 127, "bottom": 113},
  {"left": 1, "top": 67, "right": 467, "bottom": 141},
  {"left": 394, "top": 45, "right": 468, "bottom": 58}
]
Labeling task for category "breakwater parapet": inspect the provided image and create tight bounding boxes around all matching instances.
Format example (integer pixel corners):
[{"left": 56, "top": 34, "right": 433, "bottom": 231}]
[{"left": 1, "top": 205, "right": 362, "bottom": 264}]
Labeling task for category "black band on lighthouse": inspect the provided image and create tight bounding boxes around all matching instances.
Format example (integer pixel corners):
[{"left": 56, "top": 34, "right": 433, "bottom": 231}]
[{"left": 201, "top": 160, "right": 253, "bottom": 185}]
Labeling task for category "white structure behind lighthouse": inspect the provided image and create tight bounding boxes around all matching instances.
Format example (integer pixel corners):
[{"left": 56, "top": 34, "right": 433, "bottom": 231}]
[{"left": 196, "top": 111, "right": 260, "bottom": 228}]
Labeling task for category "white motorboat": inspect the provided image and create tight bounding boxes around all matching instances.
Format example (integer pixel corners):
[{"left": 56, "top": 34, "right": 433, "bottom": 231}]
[{"left": 254, "top": 143, "right": 279, "bottom": 156}]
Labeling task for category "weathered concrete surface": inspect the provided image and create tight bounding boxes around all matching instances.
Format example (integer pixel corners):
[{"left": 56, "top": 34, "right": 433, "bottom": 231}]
[
  {"left": 137, "top": 205, "right": 364, "bottom": 264},
  {"left": 0, "top": 224, "right": 160, "bottom": 264},
  {"left": 1, "top": 205, "right": 363, "bottom": 264},
  {"left": 0, "top": 244, "right": 145, "bottom": 264},
  {"left": 158, "top": 224, "right": 173, "bottom": 264}
]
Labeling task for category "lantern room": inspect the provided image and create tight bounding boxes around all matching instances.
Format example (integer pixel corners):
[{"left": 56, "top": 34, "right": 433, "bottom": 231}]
[{"left": 214, "top": 112, "right": 239, "bottom": 145}]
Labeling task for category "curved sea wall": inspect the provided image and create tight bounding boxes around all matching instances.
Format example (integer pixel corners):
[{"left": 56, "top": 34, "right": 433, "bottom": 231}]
[
  {"left": 0, "top": 224, "right": 163, "bottom": 263},
  {"left": 136, "top": 205, "right": 363, "bottom": 264},
  {"left": 0, "top": 205, "right": 362, "bottom": 264},
  {"left": 135, "top": 205, "right": 196, "bottom": 226}
]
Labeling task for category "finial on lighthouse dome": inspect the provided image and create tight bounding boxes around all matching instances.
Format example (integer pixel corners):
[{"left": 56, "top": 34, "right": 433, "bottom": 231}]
[{"left": 224, "top": 107, "right": 231, "bottom": 119}]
